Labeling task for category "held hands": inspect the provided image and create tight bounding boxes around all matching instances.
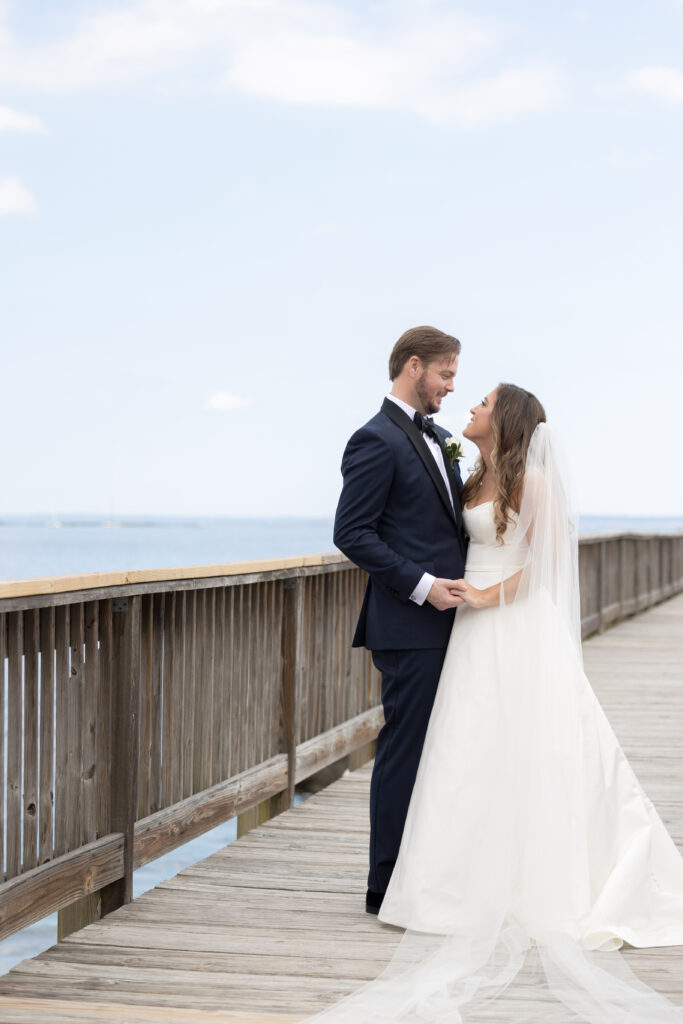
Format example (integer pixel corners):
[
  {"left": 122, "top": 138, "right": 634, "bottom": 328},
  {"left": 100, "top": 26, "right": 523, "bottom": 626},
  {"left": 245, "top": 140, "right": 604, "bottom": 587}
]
[
  {"left": 426, "top": 578, "right": 468, "bottom": 611},
  {"left": 427, "top": 578, "right": 491, "bottom": 611}
]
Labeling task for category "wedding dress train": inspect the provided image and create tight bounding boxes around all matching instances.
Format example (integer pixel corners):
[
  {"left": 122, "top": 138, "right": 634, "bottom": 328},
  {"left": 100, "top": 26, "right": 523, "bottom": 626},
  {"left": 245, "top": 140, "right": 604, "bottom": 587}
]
[{"left": 308, "top": 425, "right": 683, "bottom": 1023}]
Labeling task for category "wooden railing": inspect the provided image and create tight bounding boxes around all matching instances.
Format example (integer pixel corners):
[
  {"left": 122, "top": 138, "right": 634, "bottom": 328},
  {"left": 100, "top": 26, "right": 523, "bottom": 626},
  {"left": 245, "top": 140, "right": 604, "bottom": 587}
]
[
  {"left": 578, "top": 531, "right": 683, "bottom": 636},
  {"left": 1, "top": 532, "right": 682, "bottom": 943},
  {"left": 0, "top": 554, "right": 381, "bottom": 942}
]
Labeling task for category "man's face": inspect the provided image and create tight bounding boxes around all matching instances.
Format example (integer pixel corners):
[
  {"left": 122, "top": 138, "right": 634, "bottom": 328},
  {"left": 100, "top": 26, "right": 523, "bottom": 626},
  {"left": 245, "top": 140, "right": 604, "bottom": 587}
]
[{"left": 414, "top": 355, "right": 458, "bottom": 415}]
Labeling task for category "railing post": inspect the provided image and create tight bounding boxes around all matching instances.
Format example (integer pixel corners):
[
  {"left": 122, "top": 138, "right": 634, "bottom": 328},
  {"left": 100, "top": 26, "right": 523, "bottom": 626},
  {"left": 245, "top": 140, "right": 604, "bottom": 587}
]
[
  {"left": 598, "top": 539, "right": 607, "bottom": 632},
  {"left": 634, "top": 536, "right": 641, "bottom": 612},
  {"left": 100, "top": 595, "right": 140, "bottom": 917},
  {"left": 280, "top": 577, "right": 301, "bottom": 809}
]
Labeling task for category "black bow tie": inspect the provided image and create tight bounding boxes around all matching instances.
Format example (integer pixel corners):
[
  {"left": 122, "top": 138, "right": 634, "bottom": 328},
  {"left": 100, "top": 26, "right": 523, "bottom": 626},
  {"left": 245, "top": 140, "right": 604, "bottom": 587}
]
[{"left": 413, "top": 412, "right": 439, "bottom": 442}]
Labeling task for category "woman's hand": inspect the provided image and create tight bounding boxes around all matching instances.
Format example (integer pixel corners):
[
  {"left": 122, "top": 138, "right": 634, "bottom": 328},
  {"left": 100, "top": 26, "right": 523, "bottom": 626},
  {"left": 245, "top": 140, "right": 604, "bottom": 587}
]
[{"left": 452, "top": 580, "right": 491, "bottom": 609}]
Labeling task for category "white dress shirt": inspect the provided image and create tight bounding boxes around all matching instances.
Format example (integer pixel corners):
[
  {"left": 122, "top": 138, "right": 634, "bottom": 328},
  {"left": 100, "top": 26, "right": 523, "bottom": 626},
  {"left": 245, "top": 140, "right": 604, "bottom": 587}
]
[{"left": 386, "top": 394, "right": 455, "bottom": 606}]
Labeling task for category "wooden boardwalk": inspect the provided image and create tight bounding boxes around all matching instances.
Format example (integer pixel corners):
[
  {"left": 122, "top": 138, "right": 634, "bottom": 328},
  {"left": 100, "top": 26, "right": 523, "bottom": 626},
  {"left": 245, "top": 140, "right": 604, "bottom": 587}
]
[{"left": 1, "top": 593, "right": 682, "bottom": 1023}]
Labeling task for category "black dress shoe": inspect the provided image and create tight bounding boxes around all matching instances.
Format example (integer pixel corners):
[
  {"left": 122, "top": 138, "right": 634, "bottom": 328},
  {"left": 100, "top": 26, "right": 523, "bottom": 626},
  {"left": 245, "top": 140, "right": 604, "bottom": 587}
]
[{"left": 365, "top": 888, "right": 385, "bottom": 914}]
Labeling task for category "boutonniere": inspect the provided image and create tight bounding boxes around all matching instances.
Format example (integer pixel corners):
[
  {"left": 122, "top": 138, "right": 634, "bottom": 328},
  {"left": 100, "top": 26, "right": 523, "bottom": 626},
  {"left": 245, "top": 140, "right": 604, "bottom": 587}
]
[{"left": 444, "top": 436, "right": 464, "bottom": 464}]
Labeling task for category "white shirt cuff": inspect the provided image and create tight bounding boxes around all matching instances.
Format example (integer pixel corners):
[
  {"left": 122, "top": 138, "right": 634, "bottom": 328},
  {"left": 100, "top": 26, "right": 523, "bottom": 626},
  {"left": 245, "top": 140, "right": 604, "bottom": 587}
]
[{"left": 410, "top": 572, "right": 436, "bottom": 606}]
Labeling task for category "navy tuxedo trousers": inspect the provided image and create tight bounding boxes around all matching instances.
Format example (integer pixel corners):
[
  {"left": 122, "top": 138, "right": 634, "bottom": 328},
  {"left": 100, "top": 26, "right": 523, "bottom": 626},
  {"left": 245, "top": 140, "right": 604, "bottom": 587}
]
[{"left": 368, "top": 647, "right": 447, "bottom": 894}]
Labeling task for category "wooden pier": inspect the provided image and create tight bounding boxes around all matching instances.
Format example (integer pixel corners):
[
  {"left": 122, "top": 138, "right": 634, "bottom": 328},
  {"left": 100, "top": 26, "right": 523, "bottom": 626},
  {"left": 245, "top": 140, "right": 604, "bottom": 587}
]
[{"left": 0, "top": 536, "right": 682, "bottom": 1021}]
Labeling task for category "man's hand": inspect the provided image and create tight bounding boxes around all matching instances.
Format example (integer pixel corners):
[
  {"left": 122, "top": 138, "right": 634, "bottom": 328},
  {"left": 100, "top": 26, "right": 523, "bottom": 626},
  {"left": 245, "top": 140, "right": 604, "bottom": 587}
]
[{"left": 426, "top": 578, "right": 468, "bottom": 611}]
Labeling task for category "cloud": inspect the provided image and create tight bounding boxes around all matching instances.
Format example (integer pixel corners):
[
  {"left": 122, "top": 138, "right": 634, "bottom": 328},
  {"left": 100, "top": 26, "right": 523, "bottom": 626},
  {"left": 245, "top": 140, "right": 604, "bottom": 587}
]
[
  {"left": 0, "top": 103, "right": 43, "bottom": 132},
  {"left": 223, "top": 11, "right": 561, "bottom": 124},
  {"left": 419, "top": 66, "right": 561, "bottom": 125},
  {"left": 628, "top": 66, "right": 683, "bottom": 104},
  {"left": 609, "top": 149, "right": 654, "bottom": 171},
  {"left": 0, "top": 0, "right": 563, "bottom": 126},
  {"left": 205, "top": 392, "right": 253, "bottom": 412},
  {"left": 0, "top": 176, "right": 36, "bottom": 216}
]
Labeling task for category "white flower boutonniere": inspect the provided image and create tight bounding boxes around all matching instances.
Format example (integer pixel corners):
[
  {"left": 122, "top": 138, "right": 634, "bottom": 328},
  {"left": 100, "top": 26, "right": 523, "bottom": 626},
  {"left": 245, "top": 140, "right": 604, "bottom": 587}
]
[{"left": 444, "top": 436, "right": 464, "bottom": 464}]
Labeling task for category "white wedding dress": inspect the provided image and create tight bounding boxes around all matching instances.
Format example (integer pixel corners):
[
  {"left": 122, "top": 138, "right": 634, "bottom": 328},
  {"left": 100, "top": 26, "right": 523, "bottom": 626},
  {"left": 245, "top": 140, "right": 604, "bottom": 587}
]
[{"left": 310, "top": 425, "right": 683, "bottom": 1023}]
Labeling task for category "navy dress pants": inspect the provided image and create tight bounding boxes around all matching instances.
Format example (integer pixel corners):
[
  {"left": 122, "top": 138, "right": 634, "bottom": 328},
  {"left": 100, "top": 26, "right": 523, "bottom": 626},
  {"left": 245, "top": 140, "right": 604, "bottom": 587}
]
[{"left": 368, "top": 647, "right": 447, "bottom": 894}]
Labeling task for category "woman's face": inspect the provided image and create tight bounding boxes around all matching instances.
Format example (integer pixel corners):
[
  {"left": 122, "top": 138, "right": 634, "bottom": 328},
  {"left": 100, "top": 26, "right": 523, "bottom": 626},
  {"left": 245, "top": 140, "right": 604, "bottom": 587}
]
[{"left": 463, "top": 388, "right": 497, "bottom": 445}]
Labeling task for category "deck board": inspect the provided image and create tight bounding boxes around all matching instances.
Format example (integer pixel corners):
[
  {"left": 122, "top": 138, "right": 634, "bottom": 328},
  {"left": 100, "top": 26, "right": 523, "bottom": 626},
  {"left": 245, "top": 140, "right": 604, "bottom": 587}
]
[{"left": 1, "top": 593, "right": 682, "bottom": 1023}]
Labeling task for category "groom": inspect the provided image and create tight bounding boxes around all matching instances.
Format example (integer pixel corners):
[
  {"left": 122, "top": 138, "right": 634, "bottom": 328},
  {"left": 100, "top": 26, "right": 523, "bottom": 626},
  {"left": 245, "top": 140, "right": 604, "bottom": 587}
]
[{"left": 334, "top": 326, "right": 467, "bottom": 914}]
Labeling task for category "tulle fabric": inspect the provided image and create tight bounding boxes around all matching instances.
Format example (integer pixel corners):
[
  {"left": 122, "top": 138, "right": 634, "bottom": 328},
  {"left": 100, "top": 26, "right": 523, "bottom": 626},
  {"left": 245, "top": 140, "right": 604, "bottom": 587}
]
[
  {"left": 308, "top": 927, "right": 683, "bottom": 1022},
  {"left": 306, "top": 424, "right": 683, "bottom": 1023}
]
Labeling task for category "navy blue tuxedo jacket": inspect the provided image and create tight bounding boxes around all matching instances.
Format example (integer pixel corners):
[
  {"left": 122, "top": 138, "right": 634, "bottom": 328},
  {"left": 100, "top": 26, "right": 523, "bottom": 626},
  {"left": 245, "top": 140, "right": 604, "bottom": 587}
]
[{"left": 334, "top": 398, "right": 467, "bottom": 651}]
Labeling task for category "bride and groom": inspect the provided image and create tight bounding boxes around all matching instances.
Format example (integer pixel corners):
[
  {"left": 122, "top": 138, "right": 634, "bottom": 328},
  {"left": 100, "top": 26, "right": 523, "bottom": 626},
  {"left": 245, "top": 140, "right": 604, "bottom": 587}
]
[{"left": 329, "top": 326, "right": 683, "bottom": 1022}]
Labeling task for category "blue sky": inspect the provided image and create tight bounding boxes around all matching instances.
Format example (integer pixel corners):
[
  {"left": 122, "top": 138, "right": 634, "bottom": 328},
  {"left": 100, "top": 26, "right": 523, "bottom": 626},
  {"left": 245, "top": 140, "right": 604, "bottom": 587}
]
[{"left": 1, "top": 0, "right": 682, "bottom": 517}]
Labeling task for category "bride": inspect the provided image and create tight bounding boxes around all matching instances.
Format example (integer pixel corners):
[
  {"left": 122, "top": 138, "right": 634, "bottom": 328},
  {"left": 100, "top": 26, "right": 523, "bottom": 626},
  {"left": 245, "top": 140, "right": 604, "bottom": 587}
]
[{"left": 310, "top": 384, "right": 683, "bottom": 1023}]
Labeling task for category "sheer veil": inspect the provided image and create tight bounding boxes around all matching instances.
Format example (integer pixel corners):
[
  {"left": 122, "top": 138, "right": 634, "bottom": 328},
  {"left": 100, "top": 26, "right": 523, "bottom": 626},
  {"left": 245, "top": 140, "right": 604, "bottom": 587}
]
[{"left": 305, "top": 423, "right": 683, "bottom": 1024}]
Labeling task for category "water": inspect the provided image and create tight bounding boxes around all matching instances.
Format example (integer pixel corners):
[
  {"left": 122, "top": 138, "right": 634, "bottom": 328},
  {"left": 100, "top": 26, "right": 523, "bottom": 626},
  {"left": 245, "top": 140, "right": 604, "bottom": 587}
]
[
  {"left": 0, "top": 515, "right": 336, "bottom": 582},
  {"left": 578, "top": 514, "right": 683, "bottom": 536},
  {"left": 1, "top": 514, "right": 682, "bottom": 583},
  {"left": 1, "top": 512, "right": 682, "bottom": 976}
]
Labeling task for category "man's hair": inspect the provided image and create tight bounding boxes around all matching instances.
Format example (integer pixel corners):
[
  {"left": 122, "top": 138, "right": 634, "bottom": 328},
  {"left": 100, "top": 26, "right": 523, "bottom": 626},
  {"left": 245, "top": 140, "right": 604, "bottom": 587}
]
[{"left": 389, "top": 326, "right": 461, "bottom": 380}]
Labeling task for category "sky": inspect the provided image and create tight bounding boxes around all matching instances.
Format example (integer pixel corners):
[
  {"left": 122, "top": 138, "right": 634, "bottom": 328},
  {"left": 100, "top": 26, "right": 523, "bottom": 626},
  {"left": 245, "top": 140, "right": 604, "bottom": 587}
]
[{"left": 1, "top": 0, "right": 682, "bottom": 518}]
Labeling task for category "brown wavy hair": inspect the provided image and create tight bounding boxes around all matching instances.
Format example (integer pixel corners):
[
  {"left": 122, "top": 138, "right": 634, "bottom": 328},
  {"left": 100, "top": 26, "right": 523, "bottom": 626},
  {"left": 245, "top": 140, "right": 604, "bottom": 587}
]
[
  {"left": 462, "top": 383, "right": 546, "bottom": 543},
  {"left": 389, "top": 326, "right": 461, "bottom": 380}
]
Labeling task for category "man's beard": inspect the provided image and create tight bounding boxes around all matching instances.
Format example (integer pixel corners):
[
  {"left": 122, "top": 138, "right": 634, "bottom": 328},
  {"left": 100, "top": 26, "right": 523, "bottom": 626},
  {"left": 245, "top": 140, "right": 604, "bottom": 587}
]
[{"left": 415, "top": 372, "right": 441, "bottom": 415}]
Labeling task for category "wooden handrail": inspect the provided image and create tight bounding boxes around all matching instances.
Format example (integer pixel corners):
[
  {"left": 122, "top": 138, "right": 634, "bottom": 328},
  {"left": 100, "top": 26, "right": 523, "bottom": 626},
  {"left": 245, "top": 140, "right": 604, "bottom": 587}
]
[{"left": 0, "top": 551, "right": 348, "bottom": 602}]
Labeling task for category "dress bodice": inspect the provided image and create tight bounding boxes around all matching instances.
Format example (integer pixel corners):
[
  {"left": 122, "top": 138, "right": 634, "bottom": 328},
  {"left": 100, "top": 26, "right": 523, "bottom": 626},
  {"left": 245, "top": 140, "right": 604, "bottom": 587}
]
[{"left": 462, "top": 500, "right": 529, "bottom": 579}]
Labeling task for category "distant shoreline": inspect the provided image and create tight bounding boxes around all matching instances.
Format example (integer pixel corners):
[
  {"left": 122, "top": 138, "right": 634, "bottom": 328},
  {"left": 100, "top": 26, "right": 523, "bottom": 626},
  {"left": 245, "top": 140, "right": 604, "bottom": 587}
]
[
  {"left": 1, "top": 513, "right": 682, "bottom": 529},
  {"left": 0, "top": 514, "right": 334, "bottom": 528}
]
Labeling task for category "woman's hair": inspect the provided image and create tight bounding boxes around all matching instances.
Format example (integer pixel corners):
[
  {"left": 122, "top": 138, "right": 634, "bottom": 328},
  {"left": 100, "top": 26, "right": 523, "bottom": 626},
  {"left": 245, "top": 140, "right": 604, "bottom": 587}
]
[
  {"left": 462, "top": 383, "right": 547, "bottom": 543},
  {"left": 389, "top": 326, "right": 461, "bottom": 380}
]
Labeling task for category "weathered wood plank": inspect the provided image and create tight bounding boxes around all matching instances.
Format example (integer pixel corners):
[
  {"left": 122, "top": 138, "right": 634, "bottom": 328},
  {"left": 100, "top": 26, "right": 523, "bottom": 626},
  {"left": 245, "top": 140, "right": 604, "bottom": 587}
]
[
  {"left": 0, "top": 997, "right": 299, "bottom": 1024},
  {"left": 38, "top": 607, "right": 55, "bottom": 864},
  {"left": 138, "top": 595, "right": 153, "bottom": 820},
  {"left": 6, "top": 611, "right": 23, "bottom": 879},
  {"left": 66, "top": 604, "right": 84, "bottom": 853},
  {"left": 231, "top": 586, "right": 244, "bottom": 777},
  {"left": 161, "top": 591, "right": 175, "bottom": 809},
  {"left": 0, "top": 552, "right": 351, "bottom": 603},
  {"left": 57, "top": 601, "right": 103, "bottom": 939},
  {"left": 149, "top": 593, "right": 164, "bottom": 814},
  {"left": 211, "top": 587, "right": 225, "bottom": 787},
  {"left": 96, "top": 600, "right": 113, "bottom": 840},
  {"left": 41, "top": 942, "right": 385, "bottom": 979},
  {"left": 220, "top": 587, "right": 233, "bottom": 783},
  {"left": 243, "top": 584, "right": 254, "bottom": 776},
  {"left": 193, "top": 588, "right": 213, "bottom": 794},
  {"left": 22, "top": 610, "right": 39, "bottom": 871},
  {"left": 54, "top": 605, "right": 70, "bottom": 858},
  {"left": 0, "top": 613, "right": 6, "bottom": 880},
  {"left": 257, "top": 583, "right": 269, "bottom": 765},
  {"left": 181, "top": 591, "right": 196, "bottom": 800},
  {"left": 171, "top": 591, "right": 185, "bottom": 806},
  {"left": 280, "top": 580, "right": 299, "bottom": 807},
  {"left": 0, "top": 834, "right": 123, "bottom": 941},
  {"left": 134, "top": 756, "right": 288, "bottom": 868},
  {"left": 100, "top": 596, "right": 140, "bottom": 916},
  {"left": 294, "top": 706, "right": 383, "bottom": 785},
  {"left": 82, "top": 602, "right": 98, "bottom": 846}
]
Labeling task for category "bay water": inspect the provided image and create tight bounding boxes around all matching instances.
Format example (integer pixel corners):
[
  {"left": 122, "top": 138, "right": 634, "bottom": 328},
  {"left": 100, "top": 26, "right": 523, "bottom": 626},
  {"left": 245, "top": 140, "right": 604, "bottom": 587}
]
[{"left": 2, "top": 514, "right": 683, "bottom": 584}]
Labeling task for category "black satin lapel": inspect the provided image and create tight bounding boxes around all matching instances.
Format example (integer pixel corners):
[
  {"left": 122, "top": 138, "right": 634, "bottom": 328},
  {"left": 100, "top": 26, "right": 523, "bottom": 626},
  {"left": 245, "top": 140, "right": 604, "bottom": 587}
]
[
  {"left": 442, "top": 446, "right": 465, "bottom": 534},
  {"left": 381, "top": 398, "right": 455, "bottom": 523}
]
